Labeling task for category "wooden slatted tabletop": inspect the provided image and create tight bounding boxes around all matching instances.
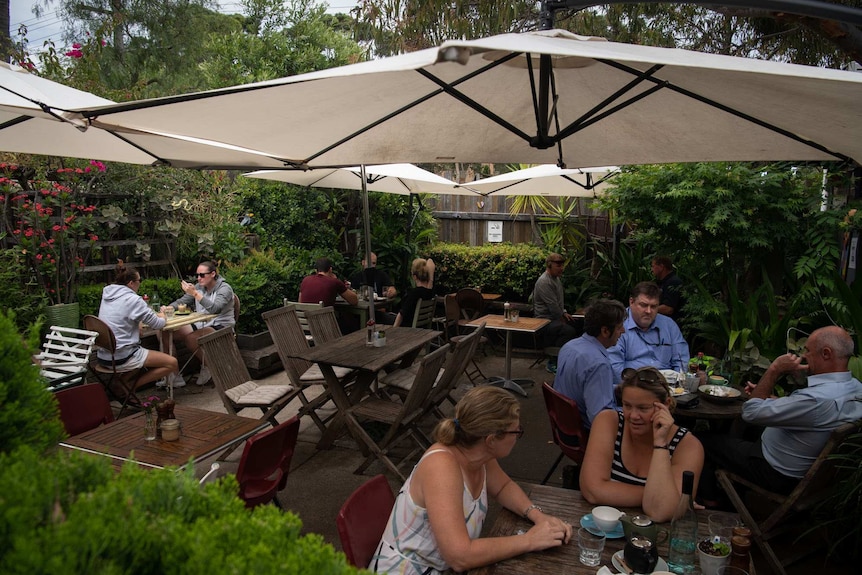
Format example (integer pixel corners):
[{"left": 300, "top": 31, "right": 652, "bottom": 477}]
[
  {"left": 60, "top": 405, "right": 268, "bottom": 470},
  {"left": 468, "top": 483, "right": 750, "bottom": 575}
]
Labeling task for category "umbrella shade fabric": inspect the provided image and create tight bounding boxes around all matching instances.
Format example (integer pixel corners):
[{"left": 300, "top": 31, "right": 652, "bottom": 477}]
[
  {"left": 78, "top": 29, "right": 862, "bottom": 170},
  {"left": 245, "top": 163, "right": 475, "bottom": 195},
  {"left": 0, "top": 62, "right": 288, "bottom": 168},
  {"left": 458, "top": 164, "right": 620, "bottom": 197}
]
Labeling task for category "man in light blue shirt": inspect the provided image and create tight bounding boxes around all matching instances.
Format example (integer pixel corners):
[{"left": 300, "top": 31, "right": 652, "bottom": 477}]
[
  {"left": 555, "top": 299, "right": 627, "bottom": 429},
  {"left": 608, "top": 281, "right": 689, "bottom": 381},
  {"left": 699, "top": 326, "right": 862, "bottom": 502}
]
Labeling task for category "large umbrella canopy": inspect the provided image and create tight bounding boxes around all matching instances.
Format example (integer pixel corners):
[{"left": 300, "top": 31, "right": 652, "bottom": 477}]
[
  {"left": 459, "top": 164, "right": 620, "bottom": 197},
  {"left": 0, "top": 62, "right": 287, "bottom": 168},
  {"left": 76, "top": 29, "right": 862, "bottom": 169},
  {"left": 244, "top": 163, "right": 475, "bottom": 195}
]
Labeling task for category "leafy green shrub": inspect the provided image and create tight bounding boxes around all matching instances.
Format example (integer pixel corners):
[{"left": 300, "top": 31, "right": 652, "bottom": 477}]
[
  {"left": 0, "top": 447, "right": 358, "bottom": 574},
  {"left": 76, "top": 278, "right": 179, "bottom": 317},
  {"left": 0, "top": 251, "right": 47, "bottom": 332},
  {"left": 222, "top": 250, "right": 295, "bottom": 334},
  {"left": 0, "top": 312, "right": 65, "bottom": 455},
  {"left": 427, "top": 243, "right": 546, "bottom": 300}
]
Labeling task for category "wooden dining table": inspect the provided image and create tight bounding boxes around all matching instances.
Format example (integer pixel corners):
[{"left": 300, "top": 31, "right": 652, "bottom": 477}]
[
  {"left": 294, "top": 327, "right": 441, "bottom": 449},
  {"left": 142, "top": 312, "right": 216, "bottom": 398},
  {"left": 466, "top": 314, "right": 550, "bottom": 397},
  {"left": 674, "top": 392, "right": 749, "bottom": 434},
  {"left": 334, "top": 296, "right": 392, "bottom": 326},
  {"left": 468, "top": 483, "right": 752, "bottom": 575},
  {"left": 59, "top": 405, "right": 268, "bottom": 471}
]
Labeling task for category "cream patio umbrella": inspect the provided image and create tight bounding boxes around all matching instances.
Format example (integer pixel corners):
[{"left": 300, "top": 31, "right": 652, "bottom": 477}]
[
  {"left": 73, "top": 29, "right": 862, "bottom": 170},
  {"left": 0, "top": 62, "right": 287, "bottom": 168},
  {"left": 458, "top": 164, "right": 620, "bottom": 197}
]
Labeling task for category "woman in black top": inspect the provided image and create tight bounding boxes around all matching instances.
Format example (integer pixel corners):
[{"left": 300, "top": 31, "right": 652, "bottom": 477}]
[{"left": 393, "top": 258, "right": 435, "bottom": 327}]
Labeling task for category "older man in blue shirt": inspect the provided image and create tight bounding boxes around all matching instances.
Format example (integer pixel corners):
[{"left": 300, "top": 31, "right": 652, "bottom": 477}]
[
  {"left": 699, "top": 326, "right": 862, "bottom": 503},
  {"left": 555, "top": 299, "right": 627, "bottom": 429},
  {"left": 608, "top": 281, "right": 689, "bottom": 381}
]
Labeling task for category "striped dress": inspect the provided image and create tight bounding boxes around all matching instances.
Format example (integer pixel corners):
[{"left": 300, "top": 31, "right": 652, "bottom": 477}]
[
  {"left": 611, "top": 411, "right": 689, "bottom": 485},
  {"left": 370, "top": 449, "right": 488, "bottom": 575}
]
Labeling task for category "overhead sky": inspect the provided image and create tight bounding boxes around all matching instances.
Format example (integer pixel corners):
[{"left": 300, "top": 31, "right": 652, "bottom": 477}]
[{"left": 10, "top": 1, "right": 359, "bottom": 57}]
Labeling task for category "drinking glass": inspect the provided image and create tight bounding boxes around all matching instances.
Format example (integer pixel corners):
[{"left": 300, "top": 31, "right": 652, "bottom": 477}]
[
  {"left": 708, "top": 513, "right": 740, "bottom": 541},
  {"left": 577, "top": 527, "right": 606, "bottom": 566},
  {"left": 164, "top": 307, "right": 175, "bottom": 319}
]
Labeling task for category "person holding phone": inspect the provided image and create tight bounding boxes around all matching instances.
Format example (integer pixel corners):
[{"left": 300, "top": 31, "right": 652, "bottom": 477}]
[{"left": 166, "top": 261, "right": 236, "bottom": 384}]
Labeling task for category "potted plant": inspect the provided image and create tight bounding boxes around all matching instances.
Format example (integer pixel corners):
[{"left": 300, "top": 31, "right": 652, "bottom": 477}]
[
  {"left": 1, "top": 162, "right": 107, "bottom": 327},
  {"left": 697, "top": 535, "right": 731, "bottom": 575}
]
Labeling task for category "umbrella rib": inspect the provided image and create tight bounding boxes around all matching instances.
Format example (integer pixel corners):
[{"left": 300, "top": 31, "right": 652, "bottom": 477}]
[
  {"left": 557, "top": 82, "right": 667, "bottom": 140},
  {"left": 306, "top": 53, "right": 528, "bottom": 164},
  {"left": 597, "top": 58, "right": 853, "bottom": 163}
]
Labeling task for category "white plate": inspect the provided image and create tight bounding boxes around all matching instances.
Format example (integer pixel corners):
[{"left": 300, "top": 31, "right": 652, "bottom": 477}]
[
  {"left": 612, "top": 550, "right": 668, "bottom": 574},
  {"left": 669, "top": 386, "right": 687, "bottom": 397}
]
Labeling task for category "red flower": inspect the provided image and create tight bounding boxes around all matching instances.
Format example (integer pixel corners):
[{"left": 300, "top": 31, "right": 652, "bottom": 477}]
[{"left": 52, "top": 225, "right": 61, "bottom": 232}]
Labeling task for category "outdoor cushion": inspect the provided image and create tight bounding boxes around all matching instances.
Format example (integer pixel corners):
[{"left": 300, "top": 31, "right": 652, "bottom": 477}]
[
  {"left": 380, "top": 367, "right": 444, "bottom": 391},
  {"left": 227, "top": 381, "right": 294, "bottom": 405},
  {"left": 300, "top": 364, "right": 354, "bottom": 382}
]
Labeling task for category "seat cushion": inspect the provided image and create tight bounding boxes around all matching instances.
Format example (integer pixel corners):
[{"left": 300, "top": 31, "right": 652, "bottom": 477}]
[
  {"left": 226, "top": 381, "right": 294, "bottom": 405},
  {"left": 380, "top": 367, "right": 444, "bottom": 391},
  {"left": 300, "top": 364, "right": 354, "bottom": 382}
]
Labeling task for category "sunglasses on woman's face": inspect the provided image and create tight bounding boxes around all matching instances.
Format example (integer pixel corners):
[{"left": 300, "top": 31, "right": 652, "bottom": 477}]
[{"left": 196, "top": 271, "right": 213, "bottom": 278}]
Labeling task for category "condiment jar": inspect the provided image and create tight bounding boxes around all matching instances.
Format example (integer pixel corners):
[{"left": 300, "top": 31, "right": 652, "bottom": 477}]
[
  {"left": 161, "top": 419, "right": 181, "bottom": 442},
  {"left": 729, "top": 535, "right": 751, "bottom": 571}
]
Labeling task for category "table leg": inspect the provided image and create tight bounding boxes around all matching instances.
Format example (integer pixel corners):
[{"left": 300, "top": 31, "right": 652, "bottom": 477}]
[
  {"left": 317, "top": 366, "right": 376, "bottom": 450},
  {"left": 158, "top": 329, "right": 176, "bottom": 400},
  {"left": 486, "top": 330, "right": 533, "bottom": 397}
]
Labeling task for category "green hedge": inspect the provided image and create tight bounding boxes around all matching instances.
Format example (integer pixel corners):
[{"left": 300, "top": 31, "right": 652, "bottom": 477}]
[{"left": 426, "top": 243, "right": 547, "bottom": 301}]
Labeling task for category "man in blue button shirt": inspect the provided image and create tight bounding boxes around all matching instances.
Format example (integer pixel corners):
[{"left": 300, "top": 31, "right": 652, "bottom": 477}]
[
  {"left": 608, "top": 282, "right": 690, "bottom": 381},
  {"left": 555, "top": 299, "right": 627, "bottom": 429},
  {"left": 699, "top": 326, "right": 862, "bottom": 502}
]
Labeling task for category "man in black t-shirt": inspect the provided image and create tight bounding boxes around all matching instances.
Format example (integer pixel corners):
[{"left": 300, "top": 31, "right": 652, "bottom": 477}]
[
  {"left": 651, "top": 255, "right": 684, "bottom": 323},
  {"left": 350, "top": 252, "right": 397, "bottom": 299}
]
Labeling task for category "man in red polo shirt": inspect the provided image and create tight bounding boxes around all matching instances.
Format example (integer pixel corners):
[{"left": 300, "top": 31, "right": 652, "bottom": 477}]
[{"left": 299, "top": 257, "right": 358, "bottom": 307}]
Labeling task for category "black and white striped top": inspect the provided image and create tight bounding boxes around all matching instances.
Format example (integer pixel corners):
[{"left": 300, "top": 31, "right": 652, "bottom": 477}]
[{"left": 611, "top": 411, "right": 689, "bottom": 486}]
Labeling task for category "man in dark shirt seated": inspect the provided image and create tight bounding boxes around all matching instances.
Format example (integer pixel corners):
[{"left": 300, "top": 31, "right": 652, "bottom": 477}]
[
  {"left": 350, "top": 252, "right": 397, "bottom": 300},
  {"left": 299, "top": 257, "right": 358, "bottom": 307}
]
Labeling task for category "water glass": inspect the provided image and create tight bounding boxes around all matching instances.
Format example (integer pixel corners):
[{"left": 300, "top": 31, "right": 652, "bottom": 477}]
[
  {"left": 577, "top": 527, "right": 606, "bottom": 566},
  {"left": 708, "top": 513, "right": 740, "bottom": 540},
  {"left": 164, "top": 307, "right": 175, "bottom": 319}
]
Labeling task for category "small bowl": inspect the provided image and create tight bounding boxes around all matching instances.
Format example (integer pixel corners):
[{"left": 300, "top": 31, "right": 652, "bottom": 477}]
[
  {"left": 698, "top": 385, "right": 742, "bottom": 404},
  {"left": 592, "top": 505, "right": 622, "bottom": 532}
]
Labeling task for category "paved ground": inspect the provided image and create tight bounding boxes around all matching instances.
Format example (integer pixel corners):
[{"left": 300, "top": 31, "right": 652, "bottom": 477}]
[{"left": 162, "top": 346, "right": 849, "bottom": 575}]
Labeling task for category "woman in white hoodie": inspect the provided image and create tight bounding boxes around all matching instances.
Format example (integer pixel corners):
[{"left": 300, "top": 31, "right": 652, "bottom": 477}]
[{"left": 97, "top": 263, "right": 178, "bottom": 390}]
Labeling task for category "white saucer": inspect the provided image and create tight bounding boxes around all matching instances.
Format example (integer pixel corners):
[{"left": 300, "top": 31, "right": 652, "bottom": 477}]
[
  {"left": 580, "top": 514, "right": 624, "bottom": 539},
  {"left": 611, "top": 550, "right": 668, "bottom": 575}
]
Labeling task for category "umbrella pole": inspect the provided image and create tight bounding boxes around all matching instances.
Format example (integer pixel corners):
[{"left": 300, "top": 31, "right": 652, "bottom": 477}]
[{"left": 360, "top": 165, "right": 376, "bottom": 324}]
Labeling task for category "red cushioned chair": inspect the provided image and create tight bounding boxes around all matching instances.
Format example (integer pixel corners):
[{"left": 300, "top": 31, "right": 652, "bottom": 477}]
[
  {"left": 337, "top": 474, "right": 395, "bottom": 568},
  {"left": 541, "top": 381, "right": 589, "bottom": 485},
  {"left": 235, "top": 415, "right": 301, "bottom": 508},
  {"left": 54, "top": 383, "right": 115, "bottom": 437}
]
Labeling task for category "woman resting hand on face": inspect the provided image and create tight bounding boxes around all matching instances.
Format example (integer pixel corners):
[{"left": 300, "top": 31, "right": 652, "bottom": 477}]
[
  {"left": 370, "top": 386, "right": 572, "bottom": 574},
  {"left": 579, "top": 366, "right": 704, "bottom": 522}
]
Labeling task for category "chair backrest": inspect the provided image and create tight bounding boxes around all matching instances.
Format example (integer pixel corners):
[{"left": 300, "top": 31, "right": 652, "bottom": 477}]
[
  {"left": 541, "top": 382, "right": 589, "bottom": 465},
  {"left": 54, "top": 383, "right": 114, "bottom": 436},
  {"left": 305, "top": 306, "right": 342, "bottom": 345},
  {"left": 233, "top": 293, "right": 241, "bottom": 324},
  {"left": 197, "top": 327, "right": 253, "bottom": 401},
  {"left": 411, "top": 298, "right": 437, "bottom": 329},
  {"left": 262, "top": 306, "right": 315, "bottom": 387},
  {"left": 284, "top": 300, "right": 323, "bottom": 342},
  {"left": 82, "top": 315, "right": 118, "bottom": 356},
  {"left": 455, "top": 288, "right": 484, "bottom": 320},
  {"left": 337, "top": 474, "right": 395, "bottom": 568},
  {"left": 38, "top": 325, "right": 99, "bottom": 384},
  {"left": 400, "top": 344, "right": 449, "bottom": 418},
  {"left": 236, "top": 415, "right": 301, "bottom": 507},
  {"left": 428, "top": 323, "right": 485, "bottom": 409}
]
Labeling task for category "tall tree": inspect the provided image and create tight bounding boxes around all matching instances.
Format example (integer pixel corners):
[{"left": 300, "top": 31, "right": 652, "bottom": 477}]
[{"left": 354, "top": 1, "right": 860, "bottom": 67}]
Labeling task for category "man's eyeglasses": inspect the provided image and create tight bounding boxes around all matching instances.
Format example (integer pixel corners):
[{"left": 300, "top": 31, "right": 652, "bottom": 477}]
[
  {"left": 500, "top": 427, "right": 525, "bottom": 439},
  {"left": 196, "top": 271, "right": 214, "bottom": 278}
]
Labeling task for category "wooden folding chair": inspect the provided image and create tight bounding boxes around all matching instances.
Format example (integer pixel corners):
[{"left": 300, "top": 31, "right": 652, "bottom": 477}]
[
  {"left": 35, "top": 325, "right": 99, "bottom": 392},
  {"left": 439, "top": 293, "right": 486, "bottom": 384},
  {"left": 262, "top": 305, "right": 356, "bottom": 433},
  {"left": 410, "top": 298, "right": 436, "bottom": 329},
  {"left": 540, "top": 382, "right": 589, "bottom": 486},
  {"left": 716, "top": 419, "right": 862, "bottom": 575},
  {"left": 337, "top": 475, "right": 395, "bottom": 568},
  {"left": 82, "top": 314, "right": 147, "bottom": 416},
  {"left": 344, "top": 344, "right": 449, "bottom": 481},
  {"left": 304, "top": 306, "right": 343, "bottom": 345},
  {"left": 197, "top": 327, "right": 300, "bottom": 427},
  {"left": 284, "top": 299, "right": 322, "bottom": 344}
]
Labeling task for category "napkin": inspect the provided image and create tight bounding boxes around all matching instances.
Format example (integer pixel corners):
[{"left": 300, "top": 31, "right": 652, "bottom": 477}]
[{"left": 597, "top": 566, "right": 614, "bottom": 575}]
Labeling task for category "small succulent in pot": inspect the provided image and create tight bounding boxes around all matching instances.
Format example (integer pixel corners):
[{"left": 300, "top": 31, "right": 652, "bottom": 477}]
[{"left": 698, "top": 535, "right": 731, "bottom": 556}]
